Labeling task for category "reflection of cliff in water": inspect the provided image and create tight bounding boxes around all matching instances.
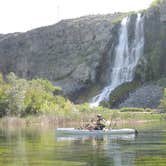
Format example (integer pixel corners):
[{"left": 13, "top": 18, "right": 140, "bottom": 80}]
[{"left": 55, "top": 134, "right": 136, "bottom": 166}]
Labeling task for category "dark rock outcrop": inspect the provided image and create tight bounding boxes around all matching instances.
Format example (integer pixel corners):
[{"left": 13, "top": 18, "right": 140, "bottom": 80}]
[{"left": 119, "top": 84, "right": 163, "bottom": 108}]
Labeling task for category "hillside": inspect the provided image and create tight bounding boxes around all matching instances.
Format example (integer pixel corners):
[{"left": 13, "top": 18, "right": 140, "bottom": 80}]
[
  {"left": 0, "top": 0, "right": 166, "bottom": 107},
  {"left": 0, "top": 13, "right": 124, "bottom": 98}
]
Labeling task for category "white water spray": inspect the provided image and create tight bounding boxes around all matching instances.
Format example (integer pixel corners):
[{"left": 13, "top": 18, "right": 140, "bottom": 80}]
[{"left": 91, "top": 13, "right": 144, "bottom": 107}]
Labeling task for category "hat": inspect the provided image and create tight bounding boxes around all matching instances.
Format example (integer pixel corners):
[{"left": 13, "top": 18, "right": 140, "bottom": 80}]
[{"left": 97, "top": 114, "right": 102, "bottom": 117}]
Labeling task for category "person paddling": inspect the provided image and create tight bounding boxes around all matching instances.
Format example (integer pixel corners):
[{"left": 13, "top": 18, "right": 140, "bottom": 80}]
[
  {"left": 94, "top": 114, "right": 107, "bottom": 130},
  {"left": 82, "top": 114, "right": 110, "bottom": 131}
]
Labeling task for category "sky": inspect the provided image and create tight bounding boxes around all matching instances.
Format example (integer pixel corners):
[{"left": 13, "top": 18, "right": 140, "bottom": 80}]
[{"left": 0, "top": 0, "right": 154, "bottom": 34}]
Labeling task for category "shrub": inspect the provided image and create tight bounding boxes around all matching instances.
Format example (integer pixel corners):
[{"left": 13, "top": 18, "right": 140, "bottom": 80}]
[
  {"left": 144, "top": 108, "right": 154, "bottom": 112},
  {"left": 0, "top": 73, "right": 3, "bottom": 84},
  {"left": 0, "top": 72, "right": 73, "bottom": 117},
  {"left": 76, "top": 103, "right": 92, "bottom": 112},
  {"left": 24, "top": 89, "right": 56, "bottom": 115},
  {"left": 120, "top": 107, "right": 145, "bottom": 112},
  {"left": 159, "top": 88, "right": 166, "bottom": 112},
  {"left": 150, "top": 0, "right": 164, "bottom": 7},
  {"left": 5, "top": 73, "right": 28, "bottom": 115},
  {"left": 0, "top": 73, "right": 9, "bottom": 116},
  {"left": 29, "top": 79, "right": 56, "bottom": 94},
  {"left": 156, "top": 77, "right": 166, "bottom": 87}
]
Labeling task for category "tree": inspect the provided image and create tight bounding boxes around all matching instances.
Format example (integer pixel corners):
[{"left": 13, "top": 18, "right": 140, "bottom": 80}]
[{"left": 6, "top": 72, "right": 28, "bottom": 116}]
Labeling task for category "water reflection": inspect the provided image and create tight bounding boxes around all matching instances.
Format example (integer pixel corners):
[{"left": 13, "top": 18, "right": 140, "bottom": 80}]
[
  {"left": 56, "top": 134, "right": 136, "bottom": 166},
  {"left": 0, "top": 122, "right": 166, "bottom": 165},
  {"left": 56, "top": 134, "right": 135, "bottom": 142}
]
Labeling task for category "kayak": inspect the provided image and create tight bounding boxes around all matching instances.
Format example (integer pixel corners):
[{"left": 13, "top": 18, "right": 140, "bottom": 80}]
[{"left": 56, "top": 128, "right": 137, "bottom": 135}]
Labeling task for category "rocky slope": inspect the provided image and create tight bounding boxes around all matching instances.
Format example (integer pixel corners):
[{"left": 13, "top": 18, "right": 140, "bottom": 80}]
[
  {"left": 0, "top": 0, "right": 166, "bottom": 107},
  {"left": 0, "top": 14, "right": 124, "bottom": 97},
  {"left": 119, "top": 84, "right": 163, "bottom": 108}
]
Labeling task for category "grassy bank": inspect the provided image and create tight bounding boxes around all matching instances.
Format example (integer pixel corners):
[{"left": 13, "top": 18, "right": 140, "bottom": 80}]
[
  {"left": 0, "top": 72, "right": 166, "bottom": 129},
  {"left": 0, "top": 109, "right": 165, "bottom": 129}
]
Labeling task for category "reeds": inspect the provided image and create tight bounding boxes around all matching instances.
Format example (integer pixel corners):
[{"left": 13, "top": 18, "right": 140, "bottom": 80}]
[{"left": 0, "top": 110, "right": 164, "bottom": 129}]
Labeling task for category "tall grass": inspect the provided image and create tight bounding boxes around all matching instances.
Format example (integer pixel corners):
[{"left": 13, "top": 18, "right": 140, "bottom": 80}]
[{"left": 0, "top": 110, "right": 164, "bottom": 129}]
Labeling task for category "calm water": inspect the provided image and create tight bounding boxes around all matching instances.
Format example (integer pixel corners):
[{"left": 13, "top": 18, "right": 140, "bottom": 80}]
[{"left": 0, "top": 122, "right": 166, "bottom": 166}]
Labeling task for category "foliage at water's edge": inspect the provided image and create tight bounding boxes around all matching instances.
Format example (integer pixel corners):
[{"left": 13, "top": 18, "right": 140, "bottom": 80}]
[{"left": 0, "top": 72, "right": 166, "bottom": 128}]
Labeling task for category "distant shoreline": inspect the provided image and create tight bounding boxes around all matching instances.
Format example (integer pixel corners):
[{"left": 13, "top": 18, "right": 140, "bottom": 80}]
[{"left": 0, "top": 112, "right": 164, "bottom": 128}]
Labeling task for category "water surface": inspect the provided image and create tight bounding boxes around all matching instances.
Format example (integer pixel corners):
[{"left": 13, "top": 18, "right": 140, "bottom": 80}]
[{"left": 0, "top": 122, "right": 166, "bottom": 166}]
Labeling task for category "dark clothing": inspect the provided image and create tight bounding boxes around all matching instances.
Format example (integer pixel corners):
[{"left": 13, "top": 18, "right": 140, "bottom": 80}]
[
  {"left": 94, "top": 117, "right": 106, "bottom": 130},
  {"left": 94, "top": 124, "right": 105, "bottom": 130}
]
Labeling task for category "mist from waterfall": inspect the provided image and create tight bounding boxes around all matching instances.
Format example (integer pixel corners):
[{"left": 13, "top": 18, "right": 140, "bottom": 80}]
[{"left": 91, "top": 13, "right": 144, "bottom": 107}]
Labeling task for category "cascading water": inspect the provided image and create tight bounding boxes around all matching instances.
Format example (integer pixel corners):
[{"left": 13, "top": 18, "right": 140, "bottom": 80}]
[{"left": 91, "top": 13, "right": 144, "bottom": 107}]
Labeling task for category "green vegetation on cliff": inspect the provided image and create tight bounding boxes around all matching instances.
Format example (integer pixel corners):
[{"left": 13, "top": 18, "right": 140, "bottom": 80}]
[
  {"left": 159, "top": 88, "right": 166, "bottom": 112},
  {"left": 150, "top": 0, "right": 164, "bottom": 7}
]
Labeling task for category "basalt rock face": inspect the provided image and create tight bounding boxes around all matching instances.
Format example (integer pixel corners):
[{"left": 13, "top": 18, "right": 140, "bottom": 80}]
[
  {"left": 117, "top": 0, "right": 166, "bottom": 108},
  {"left": 114, "top": 1, "right": 166, "bottom": 108},
  {"left": 119, "top": 84, "right": 163, "bottom": 109},
  {"left": 135, "top": 0, "right": 166, "bottom": 82},
  {"left": 0, "top": 1, "right": 166, "bottom": 106},
  {"left": 0, "top": 14, "right": 124, "bottom": 96}
]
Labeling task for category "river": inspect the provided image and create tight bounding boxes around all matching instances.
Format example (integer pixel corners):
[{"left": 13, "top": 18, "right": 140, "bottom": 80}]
[{"left": 0, "top": 122, "right": 166, "bottom": 166}]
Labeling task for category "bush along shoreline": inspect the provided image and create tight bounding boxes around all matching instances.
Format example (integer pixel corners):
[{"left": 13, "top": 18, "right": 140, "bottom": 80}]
[
  {"left": 0, "top": 72, "right": 74, "bottom": 117},
  {"left": 0, "top": 72, "right": 166, "bottom": 127}
]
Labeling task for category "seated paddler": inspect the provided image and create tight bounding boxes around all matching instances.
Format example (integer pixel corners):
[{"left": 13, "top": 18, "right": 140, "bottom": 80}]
[{"left": 94, "top": 114, "right": 110, "bottom": 130}]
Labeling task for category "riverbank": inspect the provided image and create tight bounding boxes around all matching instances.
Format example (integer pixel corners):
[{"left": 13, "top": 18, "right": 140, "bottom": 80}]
[{"left": 0, "top": 110, "right": 165, "bottom": 129}]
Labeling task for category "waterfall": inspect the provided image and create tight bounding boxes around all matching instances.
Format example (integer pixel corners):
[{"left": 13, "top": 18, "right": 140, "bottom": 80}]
[{"left": 90, "top": 13, "right": 144, "bottom": 107}]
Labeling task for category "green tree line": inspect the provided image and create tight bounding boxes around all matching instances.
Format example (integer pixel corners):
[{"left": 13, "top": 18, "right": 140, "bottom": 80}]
[{"left": 0, "top": 72, "right": 74, "bottom": 117}]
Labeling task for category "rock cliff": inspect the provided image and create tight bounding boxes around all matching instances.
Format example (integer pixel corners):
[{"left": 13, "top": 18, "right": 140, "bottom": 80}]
[
  {"left": 0, "top": 14, "right": 124, "bottom": 97},
  {"left": 135, "top": 0, "right": 166, "bottom": 81},
  {"left": 112, "top": 0, "right": 166, "bottom": 108},
  {"left": 110, "top": 0, "right": 166, "bottom": 108},
  {"left": 0, "top": 0, "right": 166, "bottom": 106}
]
